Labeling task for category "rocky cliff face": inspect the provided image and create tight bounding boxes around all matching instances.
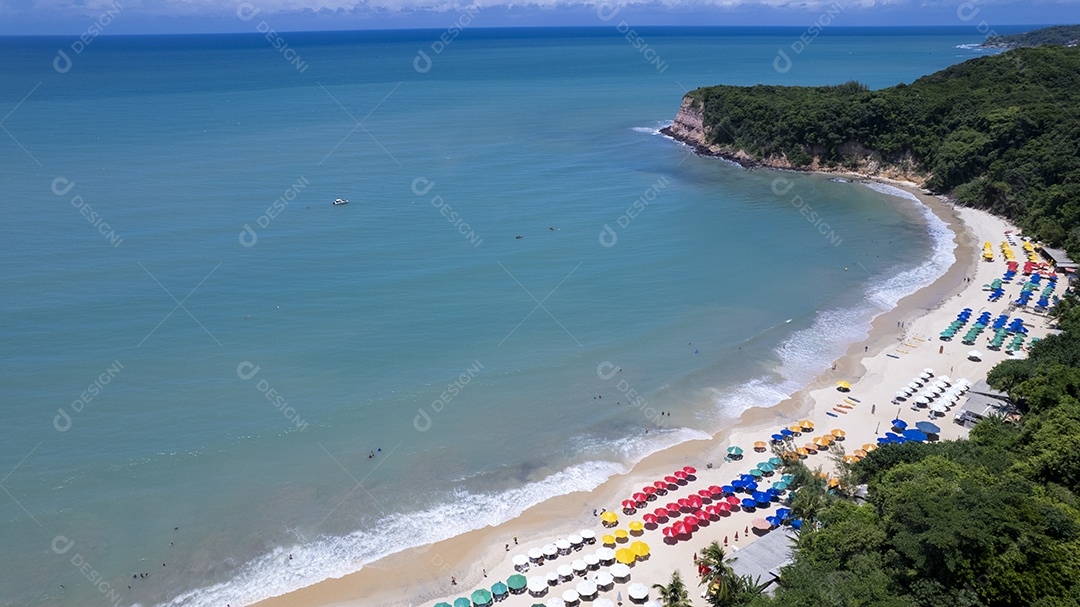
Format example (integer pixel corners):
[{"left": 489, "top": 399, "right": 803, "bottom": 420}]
[{"left": 661, "top": 94, "right": 930, "bottom": 186}]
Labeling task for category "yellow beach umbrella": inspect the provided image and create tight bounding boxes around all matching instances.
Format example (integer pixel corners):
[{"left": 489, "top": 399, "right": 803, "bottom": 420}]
[
  {"left": 813, "top": 435, "right": 832, "bottom": 446},
  {"left": 843, "top": 455, "right": 859, "bottom": 464},
  {"left": 601, "top": 534, "right": 616, "bottom": 546},
  {"left": 828, "top": 478, "right": 841, "bottom": 488},
  {"left": 788, "top": 425, "right": 803, "bottom": 434},
  {"left": 799, "top": 420, "right": 814, "bottom": 429},
  {"left": 627, "top": 521, "right": 644, "bottom": 532},
  {"left": 854, "top": 449, "right": 868, "bottom": 457},
  {"left": 600, "top": 511, "right": 618, "bottom": 524},
  {"left": 613, "top": 529, "right": 629, "bottom": 540},
  {"left": 836, "top": 381, "right": 851, "bottom": 390},
  {"left": 615, "top": 548, "right": 636, "bottom": 564},
  {"left": 862, "top": 443, "right": 877, "bottom": 452},
  {"left": 831, "top": 428, "right": 846, "bottom": 438},
  {"left": 782, "top": 451, "right": 798, "bottom": 460},
  {"left": 629, "top": 541, "right": 650, "bottom": 557},
  {"left": 796, "top": 448, "right": 809, "bottom": 457}
]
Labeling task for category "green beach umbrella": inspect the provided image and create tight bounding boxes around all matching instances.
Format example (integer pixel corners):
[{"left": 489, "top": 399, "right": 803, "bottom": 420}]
[
  {"left": 454, "top": 598, "right": 471, "bottom": 607},
  {"left": 749, "top": 468, "right": 764, "bottom": 477},
  {"left": 768, "top": 457, "right": 782, "bottom": 466},
  {"left": 773, "top": 481, "right": 788, "bottom": 491},
  {"left": 759, "top": 462, "right": 775, "bottom": 473},
  {"left": 491, "top": 581, "right": 508, "bottom": 597},
  {"left": 434, "top": 603, "right": 452, "bottom": 607},
  {"left": 507, "top": 574, "right": 527, "bottom": 591},
  {"left": 471, "top": 588, "right": 493, "bottom": 606},
  {"left": 727, "top": 446, "right": 743, "bottom": 455}
]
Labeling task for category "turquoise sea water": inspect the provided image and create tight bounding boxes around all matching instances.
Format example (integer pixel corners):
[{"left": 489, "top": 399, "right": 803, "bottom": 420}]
[{"left": 0, "top": 26, "right": 1008, "bottom": 607}]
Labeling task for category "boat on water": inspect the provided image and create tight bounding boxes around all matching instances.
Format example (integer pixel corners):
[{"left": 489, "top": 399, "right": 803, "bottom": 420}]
[{"left": 333, "top": 198, "right": 349, "bottom": 205}]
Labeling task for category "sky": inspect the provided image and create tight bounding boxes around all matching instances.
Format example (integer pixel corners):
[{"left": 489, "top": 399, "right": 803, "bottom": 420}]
[{"left": 0, "top": 0, "right": 1077, "bottom": 35}]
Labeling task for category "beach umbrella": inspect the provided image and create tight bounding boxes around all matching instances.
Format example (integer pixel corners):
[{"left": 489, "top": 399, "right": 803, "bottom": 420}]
[
  {"left": 560, "top": 590, "right": 578, "bottom": 605},
  {"left": 837, "top": 381, "right": 851, "bottom": 391},
  {"left": 490, "top": 583, "right": 509, "bottom": 599},
  {"left": 891, "top": 419, "right": 907, "bottom": 430},
  {"left": 768, "top": 456, "right": 783, "bottom": 466},
  {"left": 512, "top": 554, "right": 529, "bottom": 569},
  {"left": 741, "top": 497, "right": 757, "bottom": 509},
  {"left": 753, "top": 441, "right": 767, "bottom": 451},
  {"left": 470, "top": 587, "right": 492, "bottom": 604},
  {"left": 725, "top": 495, "right": 741, "bottom": 505},
  {"left": 743, "top": 481, "right": 759, "bottom": 493},
  {"left": 653, "top": 506, "right": 669, "bottom": 517},
  {"left": 708, "top": 484, "right": 724, "bottom": 495},
  {"left": 796, "top": 447, "right": 809, "bottom": 457},
  {"left": 435, "top": 603, "right": 453, "bottom": 607},
  {"left": 627, "top": 582, "right": 650, "bottom": 602},
  {"left": 751, "top": 518, "right": 772, "bottom": 530},
  {"left": 557, "top": 564, "right": 574, "bottom": 580},
  {"left": 641, "top": 485, "right": 656, "bottom": 496},
  {"left": 508, "top": 575, "right": 527, "bottom": 592},
  {"left": 601, "top": 535, "right": 615, "bottom": 546},
  {"left": 803, "top": 443, "right": 818, "bottom": 452},
  {"left": 753, "top": 491, "right": 771, "bottom": 503},
  {"left": 613, "top": 529, "right": 628, "bottom": 540},
  {"left": 843, "top": 455, "right": 859, "bottom": 463},
  {"left": 666, "top": 501, "right": 681, "bottom": 512},
  {"left": 697, "top": 489, "right": 712, "bottom": 499},
  {"left": 600, "top": 511, "right": 618, "bottom": 524},
  {"left": 902, "top": 429, "right": 928, "bottom": 442},
  {"left": 642, "top": 513, "right": 657, "bottom": 524},
  {"left": 632, "top": 492, "right": 648, "bottom": 503},
  {"left": 758, "top": 462, "right": 775, "bottom": 473},
  {"left": 454, "top": 598, "right": 473, "bottom": 607},
  {"left": 772, "top": 481, "right": 788, "bottom": 491},
  {"left": 575, "top": 580, "right": 597, "bottom": 598},
  {"left": 593, "top": 600, "right": 615, "bottom": 607},
  {"left": 916, "top": 421, "right": 941, "bottom": 434},
  {"left": 568, "top": 534, "right": 583, "bottom": 547},
  {"left": 595, "top": 547, "right": 615, "bottom": 562},
  {"left": 546, "top": 599, "right": 565, "bottom": 607},
  {"left": 628, "top": 521, "right": 644, "bottom": 532},
  {"left": 527, "top": 547, "right": 544, "bottom": 562},
  {"left": 771, "top": 433, "right": 786, "bottom": 442},
  {"left": 595, "top": 570, "right": 614, "bottom": 587},
  {"left": 780, "top": 428, "right": 794, "bottom": 437},
  {"left": 615, "top": 548, "right": 635, "bottom": 564},
  {"left": 571, "top": 558, "right": 588, "bottom": 573},
  {"left": 788, "top": 425, "right": 803, "bottom": 434},
  {"left": 555, "top": 539, "right": 571, "bottom": 554},
  {"left": 663, "top": 475, "right": 678, "bottom": 484},
  {"left": 931, "top": 403, "right": 949, "bottom": 414},
  {"left": 527, "top": 576, "right": 548, "bottom": 596},
  {"left": 800, "top": 420, "right": 814, "bottom": 429},
  {"left": 683, "top": 466, "right": 696, "bottom": 474},
  {"left": 621, "top": 499, "right": 636, "bottom": 511},
  {"left": 542, "top": 544, "right": 558, "bottom": 559},
  {"left": 968, "top": 350, "right": 983, "bottom": 361},
  {"left": 583, "top": 553, "right": 599, "bottom": 568},
  {"left": 749, "top": 468, "right": 763, "bottom": 477},
  {"left": 652, "top": 480, "right": 667, "bottom": 491},
  {"left": 673, "top": 470, "right": 688, "bottom": 481},
  {"left": 630, "top": 540, "right": 650, "bottom": 557},
  {"left": 727, "top": 446, "right": 743, "bottom": 455},
  {"left": 831, "top": 428, "right": 846, "bottom": 438}
]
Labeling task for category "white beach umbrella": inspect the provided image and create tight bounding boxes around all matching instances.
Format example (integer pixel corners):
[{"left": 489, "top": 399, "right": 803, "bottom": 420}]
[
  {"left": 543, "top": 544, "right": 558, "bottom": 559},
  {"left": 567, "top": 533, "right": 583, "bottom": 547},
  {"left": 571, "top": 559, "right": 588, "bottom": 574},
  {"left": 968, "top": 350, "right": 983, "bottom": 361},
  {"left": 595, "top": 547, "right": 616, "bottom": 563},
  {"left": 933, "top": 380, "right": 947, "bottom": 390},
  {"left": 545, "top": 599, "right": 566, "bottom": 607},
  {"left": 528, "top": 576, "right": 549, "bottom": 596},
  {"left": 513, "top": 554, "right": 529, "bottom": 570},
  {"left": 561, "top": 589, "right": 580, "bottom": 604},
  {"left": 894, "top": 391, "right": 907, "bottom": 399},
  {"left": 575, "top": 580, "right": 598, "bottom": 598},
  {"left": 627, "top": 582, "right": 650, "bottom": 601},
  {"left": 915, "top": 397, "right": 930, "bottom": 406},
  {"left": 609, "top": 563, "right": 631, "bottom": 580},
  {"left": 528, "top": 547, "right": 544, "bottom": 562},
  {"left": 594, "top": 570, "right": 614, "bottom": 587},
  {"left": 908, "top": 381, "right": 921, "bottom": 390},
  {"left": 919, "top": 372, "right": 932, "bottom": 380},
  {"left": 643, "top": 602, "right": 663, "bottom": 607},
  {"left": 923, "top": 368, "right": 935, "bottom": 376},
  {"left": 594, "top": 599, "right": 615, "bottom": 607},
  {"left": 546, "top": 571, "right": 559, "bottom": 586},
  {"left": 938, "top": 375, "right": 952, "bottom": 385},
  {"left": 583, "top": 553, "right": 599, "bottom": 568},
  {"left": 957, "top": 378, "right": 972, "bottom": 387},
  {"left": 931, "top": 403, "right": 948, "bottom": 414},
  {"left": 555, "top": 539, "right": 572, "bottom": 554},
  {"left": 557, "top": 564, "right": 574, "bottom": 580},
  {"left": 579, "top": 529, "right": 596, "bottom": 543}
]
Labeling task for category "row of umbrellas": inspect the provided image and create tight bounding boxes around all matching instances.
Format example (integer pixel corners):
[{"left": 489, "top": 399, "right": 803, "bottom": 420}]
[{"left": 618, "top": 466, "right": 696, "bottom": 515}]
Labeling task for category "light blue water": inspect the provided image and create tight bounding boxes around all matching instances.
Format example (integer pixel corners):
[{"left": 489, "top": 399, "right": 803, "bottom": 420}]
[{"left": 0, "top": 26, "right": 1006, "bottom": 607}]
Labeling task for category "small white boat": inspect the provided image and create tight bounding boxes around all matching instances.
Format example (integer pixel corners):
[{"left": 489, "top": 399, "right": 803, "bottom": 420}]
[{"left": 333, "top": 198, "right": 349, "bottom": 205}]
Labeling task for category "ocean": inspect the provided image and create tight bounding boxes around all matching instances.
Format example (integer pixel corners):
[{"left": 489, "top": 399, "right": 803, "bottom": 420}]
[{"left": 0, "top": 25, "right": 1011, "bottom": 607}]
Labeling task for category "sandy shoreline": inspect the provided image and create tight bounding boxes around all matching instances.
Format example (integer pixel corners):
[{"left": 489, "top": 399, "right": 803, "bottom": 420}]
[{"left": 251, "top": 174, "right": 1046, "bottom": 607}]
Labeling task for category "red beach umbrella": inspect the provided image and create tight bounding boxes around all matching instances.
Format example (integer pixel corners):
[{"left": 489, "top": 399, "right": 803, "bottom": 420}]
[
  {"left": 696, "top": 509, "right": 710, "bottom": 520},
  {"left": 673, "top": 470, "right": 688, "bottom": 480},
  {"left": 697, "top": 489, "right": 712, "bottom": 499},
  {"left": 708, "top": 485, "right": 723, "bottom": 496},
  {"left": 684, "top": 516, "right": 700, "bottom": 528},
  {"left": 671, "top": 522, "right": 689, "bottom": 536},
  {"left": 683, "top": 466, "right": 697, "bottom": 474},
  {"left": 715, "top": 502, "right": 732, "bottom": 512},
  {"left": 642, "top": 513, "right": 658, "bottom": 524},
  {"left": 664, "top": 475, "right": 678, "bottom": 484},
  {"left": 725, "top": 495, "right": 741, "bottom": 505},
  {"left": 621, "top": 499, "right": 636, "bottom": 510},
  {"left": 688, "top": 495, "right": 703, "bottom": 508},
  {"left": 653, "top": 480, "right": 668, "bottom": 491},
  {"left": 662, "top": 526, "right": 675, "bottom": 538},
  {"left": 632, "top": 492, "right": 648, "bottom": 503},
  {"left": 653, "top": 506, "right": 669, "bottom": 517},
  {"left": 666, "top": 502, "right": 681, "bottom": 513},
  {"left": 641, "top": 485, "right": 657, "bottom": 495},
  {"left": 677, "top": 498, "right": 691, "bottom": 509}
]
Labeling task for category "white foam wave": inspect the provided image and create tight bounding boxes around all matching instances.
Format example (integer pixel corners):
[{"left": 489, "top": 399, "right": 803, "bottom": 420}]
[
  {"left": 632, "top": 121, "right": 672, "bottom": 136},
  {"left": 157, "top": 457, "right": 639, "bottom": 607}
]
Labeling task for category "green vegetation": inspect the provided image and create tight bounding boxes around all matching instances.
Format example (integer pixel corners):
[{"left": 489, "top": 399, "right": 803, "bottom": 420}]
[
  {"left": 983, "top": 25, "right": 1080, "bottom": 48},
  {"left": 693, "top": 541, "right": 765, "bottom": 606},
  {"left": 686, "top": 45, "right": 1080, "bottom": 257}
]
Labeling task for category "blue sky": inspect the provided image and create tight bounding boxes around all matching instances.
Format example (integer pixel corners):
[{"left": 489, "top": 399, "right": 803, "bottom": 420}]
[{"left": 0, "top": 0, "right": 1077, "bottom": 35}]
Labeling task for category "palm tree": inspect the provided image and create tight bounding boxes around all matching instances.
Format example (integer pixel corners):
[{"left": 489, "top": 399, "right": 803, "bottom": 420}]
[
  {"left": 652, "top": 570, "right": 692, "bottom": 607},
  {"left": 695, "top": 541, "right": 741, "bottom": 605}
]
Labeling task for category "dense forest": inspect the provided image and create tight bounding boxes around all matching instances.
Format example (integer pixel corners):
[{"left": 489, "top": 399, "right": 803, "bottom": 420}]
[
  {"left": 982, "top": 25, "right": 1080, "bottom": 48},
  {"left": 684, "top": 45, "right": 1080, "bottom": 258}
]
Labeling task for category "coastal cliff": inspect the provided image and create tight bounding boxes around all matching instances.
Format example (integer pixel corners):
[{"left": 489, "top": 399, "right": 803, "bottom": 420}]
[{"left": 660, "top": 94, "right": 926, "bottom": 184}]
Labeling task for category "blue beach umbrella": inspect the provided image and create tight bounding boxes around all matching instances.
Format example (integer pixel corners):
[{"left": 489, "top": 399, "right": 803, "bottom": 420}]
[
  {"left": 780, "top": 428, "right": 794, "bottom": 437},
  {"left": 915, "top": 421, "right": 940, "bottom": 434},
  {"left": 730, "top": 479, "right": 746, "bottom": 489},
  {"left": 721, "top": 485, "right": 736, "bottom": 495},
  {"left": 790, "top": 519, "right": 803, "bottom": 529},
  {"left": 753, "top": 491, "right": 771, "bottom": 504},
  {"left": 766, "top": 516, "right": 782, "bottom": 526},
  {"left": 885, "top": 432, "right": 901, "bottom": 440},
  {"left": 740, "top": 498, "right": 757, "bottom": 509},
  {"left": 744, "top": 481, "right": 759, "bottom": 493},
  {"left": 890, "top": 419, "right": 907, "bottom": 430},
  {"left": 771, "top": 433, "right": 786, "bottom": 442},
  {"left": 776, "top": 507, "right": 791, "bottom": 520},
  {"left": 739, "top": 474, "right": 756, "bottom": 483},
  {"left": 894, "top": 436, "right": 908, "bottom": 444},
  {"left": 877, "top": 437, "right": 891, "bottom": 445},
  {"left": 902, "top": 429, "right": 928, "bottom": 442},
  {"left": 766, "top": 487, "right": 781, "bottom": 498}
]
